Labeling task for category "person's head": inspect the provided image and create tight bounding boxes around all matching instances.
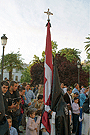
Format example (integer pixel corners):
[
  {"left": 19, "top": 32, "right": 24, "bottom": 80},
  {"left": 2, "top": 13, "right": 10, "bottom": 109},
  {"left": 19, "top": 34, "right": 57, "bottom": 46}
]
[
  {"left": 74, "top": 92, "right": 79, "bottom": 98},
  {"left": 36, "top": 85, "right": 38, "bottom": 88},
  {"left": 27, "top": 110, "right": 36, "bottom": 119},
  {"left": 81, "top": 85, "right": 84, "bottom": 89},
  {"left": 67, "top": 86, "right": 72, "bottom": 95},
  {"left": 22, "top": 82, "right": 27, "bottom": 88},
  {"left": 36, "top": 110, "right": 42, "bottom": 116},
  {"left": 26, "top": 84, "right": 30, "bottom": 91},
  {"left": 6, "top": 79, "right": 9, "bottom": 84},
  {"left": 6, "top": 115, "right": 12, "bottom": 129},
  {"left": 19, "top": 87, "right": 25, "bottom": 96},
  {"left": 61, "top": 83, "right": 64, "bottom": 89},
  {"left": 16, "top": 82, "right": 19, "bottom": 87},
  {"left": 1, "top": 81, "right": 9, "bottom": 94},
  {"left": 9, "top": 81, "right": 17, "bottom": 91},
  {"left": 4, "top": 77, "right": 7, "bottom": 80},
  {"left": 74, "top": 97, "right": 79, "bottom": 103},
  {"left": 38, "top": 95, "right": 43, "bottom": 103},
  {"left": 74, "top": 83, "right": 79, "bottom": 89},
  {"left": 39, "top": 84, "right": 42, "bottom": 87}
]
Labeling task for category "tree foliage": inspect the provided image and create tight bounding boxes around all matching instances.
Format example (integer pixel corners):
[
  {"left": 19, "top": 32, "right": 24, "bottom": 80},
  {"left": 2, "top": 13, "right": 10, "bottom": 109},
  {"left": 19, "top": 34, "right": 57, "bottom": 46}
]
[
  {"left": 51, "top": 41, "right": 58, "bottom": 56},
  {"left": 30, "top": 54, "right": 89, "bottom": 87},
  {"left": 84, "top": 35, "right": 90, "bottom": 52},
  {"left": 32, "top": 55, "right": 40, "bottom": 63},
  {"left": 30, "top": 61, "right": 44, "bottom": 86},
  {"left": 20, "top": 67, "right": 31, "bottom": 83},
  {"left": 41, "top": 42, "right": 81, "bottom": 63},
  {"left": 21, "top": 55, "right": 42, "bottom": 84},
  {"left": 30, "top": 40, "right": 88, "bottom": 86},
  {"left": 55, "top": 54, "right": 88, "bottom": 87},
  {"left": 1, "top": 51, "right": 24, "bottom": 81},
  {"left": 84, "top": 34, "right": 90, "bottom": 62},
  {"left": 58, "top": 48, "right": 81, "bottom": 62},
  {"left": 31, "top": 41, "right": 81, "bottom": 63}
]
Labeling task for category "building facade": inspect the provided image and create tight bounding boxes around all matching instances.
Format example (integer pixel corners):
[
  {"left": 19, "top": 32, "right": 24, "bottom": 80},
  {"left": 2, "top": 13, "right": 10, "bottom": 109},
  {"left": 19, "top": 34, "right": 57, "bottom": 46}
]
[{"left": 0, "top": 63, "right": 28, "bottom": 82}]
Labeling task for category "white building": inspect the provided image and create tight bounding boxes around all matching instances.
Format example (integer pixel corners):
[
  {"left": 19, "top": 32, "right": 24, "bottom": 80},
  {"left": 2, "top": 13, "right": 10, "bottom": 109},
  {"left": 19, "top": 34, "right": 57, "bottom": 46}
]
[{"left": 0, "top": 63, "right": 29, "bottom": 82}]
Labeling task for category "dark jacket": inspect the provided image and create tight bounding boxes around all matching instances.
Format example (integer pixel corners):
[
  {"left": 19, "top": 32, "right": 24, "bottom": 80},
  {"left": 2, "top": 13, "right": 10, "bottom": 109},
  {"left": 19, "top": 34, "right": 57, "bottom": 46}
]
[
  {"left": 63, "top": 93, "right": 71, "bottom": 105},
  {"left": 2, "top": 93, "right": 8, "bottom": 115},
  {"left": 0, "top": 87, "right": 9, "bottom": 135},
  {"left": 82, "top": 98, "right": 89, "bottom": 114},
  {"left": 63, "top": 92, "right": 72, "bottom": 110}
]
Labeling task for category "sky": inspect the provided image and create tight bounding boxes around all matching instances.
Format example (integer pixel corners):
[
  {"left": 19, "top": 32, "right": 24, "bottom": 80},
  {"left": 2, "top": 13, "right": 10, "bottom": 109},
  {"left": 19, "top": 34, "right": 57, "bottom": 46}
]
[{"left": 0, "top": 0, "right": 90, "bottom": 64}]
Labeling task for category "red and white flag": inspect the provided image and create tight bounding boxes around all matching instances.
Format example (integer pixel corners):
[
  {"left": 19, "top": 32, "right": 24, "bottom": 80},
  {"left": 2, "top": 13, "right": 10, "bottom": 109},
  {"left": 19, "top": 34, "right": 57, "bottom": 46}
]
[{"left": 42, "top": 22, "right": 53, "bottom": 133}]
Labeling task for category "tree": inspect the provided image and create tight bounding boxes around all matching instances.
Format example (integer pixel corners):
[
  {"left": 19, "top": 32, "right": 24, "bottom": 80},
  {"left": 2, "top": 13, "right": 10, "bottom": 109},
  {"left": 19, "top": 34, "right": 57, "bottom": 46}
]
[
  {"left": 84, "top": 34, "right": 90, "bottom": 62},
  {"left": 58, "top": 48, "right": 81, "bottom": 62},
  {"left": 32, "top": 55, "right": 40, "bottom": 63},
  {"left": 30, "top": 54, "right": 89, "bottom": 87},
  {"left": 31, "top": 41, "right": 81, "bottom": 63},
  {"left": 55, "top": 54, "right": 89, "bottom": 87},
  {"left": 30, "top": 61, "right": 44, "bottom": 86},
  {"left": 20, "top": 67, "right": 31, "bottom": 83},
  {"left": 30, "top": 40, "right": 88, "bottom": 86},
  {"left": 52, "top": 41, "right": 58, "bottom": 56},
  {"left": 21, "top": 55, "right": 41, "bottom": 84},
  {"left": 21, "top": 55, "right": 39, "bottom": 83},
  {"left": 83, "top": 34, "right": 90, "bottom": 74},
  {"left": 1, "top": 51, "right": 24, "bottom": 81}
]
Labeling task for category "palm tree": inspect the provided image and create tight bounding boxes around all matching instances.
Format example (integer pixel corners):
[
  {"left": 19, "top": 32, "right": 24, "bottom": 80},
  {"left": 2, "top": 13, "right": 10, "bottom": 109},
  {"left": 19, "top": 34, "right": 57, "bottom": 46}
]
[
  {"left": 84, "top": 34, "right": 90, "bottom": 61},
  {"left": 1, "top": 51, "right": 24, "bottom": 81},
  {"left": 58, "top": 48, "right": 81, "bottom": 62},
  {"left": 84, "top": 34, "right": 90, "bottom": 52}
]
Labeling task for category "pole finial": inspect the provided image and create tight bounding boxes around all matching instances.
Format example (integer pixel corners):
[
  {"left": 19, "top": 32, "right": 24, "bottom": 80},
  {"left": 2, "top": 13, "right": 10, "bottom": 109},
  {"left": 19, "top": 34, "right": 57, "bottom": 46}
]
[{"left": 44, "top": 8, "right": 53, "bottom": 22}]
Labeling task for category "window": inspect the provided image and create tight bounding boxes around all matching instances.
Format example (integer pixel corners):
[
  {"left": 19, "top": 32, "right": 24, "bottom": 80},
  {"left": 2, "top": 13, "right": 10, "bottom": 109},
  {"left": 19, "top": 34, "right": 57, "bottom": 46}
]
[{"left": 15, "top": 76, "right": 18, "bottom": 81}]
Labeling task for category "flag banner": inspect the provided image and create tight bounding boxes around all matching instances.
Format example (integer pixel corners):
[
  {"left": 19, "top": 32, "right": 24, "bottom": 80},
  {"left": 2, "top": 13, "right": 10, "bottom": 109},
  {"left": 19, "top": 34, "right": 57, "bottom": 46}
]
[
  {"left": 43, "top": 22, "right": 53, "bottom": 106},
  {"left": 51, "top": 57, "right": 71, "bottom": 135},
  {"left": 42, "top": 21, "right": 53, "bottom": 133}
]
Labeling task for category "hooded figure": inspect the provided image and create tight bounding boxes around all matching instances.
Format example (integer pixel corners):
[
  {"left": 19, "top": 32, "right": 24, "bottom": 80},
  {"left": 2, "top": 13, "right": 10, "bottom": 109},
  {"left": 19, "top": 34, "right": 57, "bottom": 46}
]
[
  {"left": 51, "top": 58, "right": 71, "bottom": 135},
  {"left": 0, "top": 85, "right": 9, "bottom": 135}
]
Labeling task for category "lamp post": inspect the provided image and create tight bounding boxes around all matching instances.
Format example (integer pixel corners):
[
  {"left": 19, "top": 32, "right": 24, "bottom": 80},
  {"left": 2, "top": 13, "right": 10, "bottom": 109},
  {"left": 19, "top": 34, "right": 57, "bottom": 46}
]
[
  {"left": 1, "top": 34, "right": 8, "bottom": 80},
  {"left": 77, "top": 60, "right": 80, "bottom": 86}
]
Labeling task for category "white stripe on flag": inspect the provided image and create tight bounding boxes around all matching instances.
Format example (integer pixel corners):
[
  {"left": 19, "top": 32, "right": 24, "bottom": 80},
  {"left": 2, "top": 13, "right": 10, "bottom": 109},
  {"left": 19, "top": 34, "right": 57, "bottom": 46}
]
[{"left": 45, "top": 62, "right": 52, "bottom": 103}]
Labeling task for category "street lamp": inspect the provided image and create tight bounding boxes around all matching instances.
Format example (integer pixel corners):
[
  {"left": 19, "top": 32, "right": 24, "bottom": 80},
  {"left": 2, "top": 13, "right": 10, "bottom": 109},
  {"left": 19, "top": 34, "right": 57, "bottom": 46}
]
[
  {"left": 1, "top": 34, "right": 8, "bottom": 80},
  {"left": 77, "top": 60, "right": 80, "bottom": 86}
]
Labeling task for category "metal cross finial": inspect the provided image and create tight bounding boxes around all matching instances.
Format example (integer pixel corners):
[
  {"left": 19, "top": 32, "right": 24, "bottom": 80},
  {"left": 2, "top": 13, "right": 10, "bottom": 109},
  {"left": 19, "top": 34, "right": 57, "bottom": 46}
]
[{"left": 44, "top": 8, "right": 53, "bottom": 22}]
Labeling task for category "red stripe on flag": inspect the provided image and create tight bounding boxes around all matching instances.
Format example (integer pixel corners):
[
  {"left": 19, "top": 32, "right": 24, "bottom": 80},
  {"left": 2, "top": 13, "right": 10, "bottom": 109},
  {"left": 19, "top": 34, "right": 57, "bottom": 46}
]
[
  {"left": 45, "top": 23, "right": 53, "bottom": 72},
  {"left": 42, "top": 111, "right": 51, "bottom": 133}
]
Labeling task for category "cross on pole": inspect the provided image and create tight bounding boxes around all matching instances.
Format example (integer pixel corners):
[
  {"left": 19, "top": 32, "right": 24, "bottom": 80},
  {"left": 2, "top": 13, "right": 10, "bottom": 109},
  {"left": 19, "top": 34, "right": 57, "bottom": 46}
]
[{"left": 44, "top": 8, "right": 53, "bottom": 22}]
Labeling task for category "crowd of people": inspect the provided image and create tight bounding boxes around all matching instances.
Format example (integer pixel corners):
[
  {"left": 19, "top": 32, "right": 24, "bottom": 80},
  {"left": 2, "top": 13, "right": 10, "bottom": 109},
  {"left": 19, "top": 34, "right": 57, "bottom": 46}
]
[
  {"left": 61, "top": 83, "right": 89, "bottom": 135},
  {"left": 1, "top": 80, "right": 44, "bottom": 135},
  {"left": 0, "top": 78, "right": 90, "bottom": 135}
]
